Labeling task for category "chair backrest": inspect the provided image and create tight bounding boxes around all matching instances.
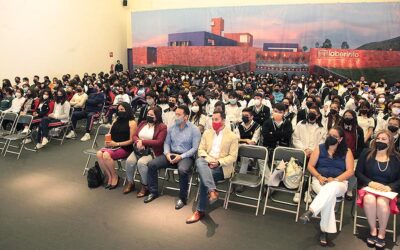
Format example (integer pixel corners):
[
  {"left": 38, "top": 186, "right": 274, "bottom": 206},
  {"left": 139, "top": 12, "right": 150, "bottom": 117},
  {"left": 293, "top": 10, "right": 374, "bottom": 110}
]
[
  {"left": 0, "top": 112, "right": 19, "bottom": 131},
  {"left": 238, "top": 144, "right": 268, "bottom": 161},
  {"left": 16, "top": 115, "right": 33, "bottom": 127},
  {"left": 271, "top": 146, "right": 307, "bottom": 171},
  {"left": 91, "top": 124, "right": 111, "bottom": 149}
]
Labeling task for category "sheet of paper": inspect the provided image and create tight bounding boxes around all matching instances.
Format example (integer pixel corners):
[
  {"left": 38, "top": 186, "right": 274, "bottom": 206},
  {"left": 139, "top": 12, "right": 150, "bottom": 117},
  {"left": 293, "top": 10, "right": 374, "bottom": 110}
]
[{"left": 363, "top": 186, "right": 398, "bottom": 200}]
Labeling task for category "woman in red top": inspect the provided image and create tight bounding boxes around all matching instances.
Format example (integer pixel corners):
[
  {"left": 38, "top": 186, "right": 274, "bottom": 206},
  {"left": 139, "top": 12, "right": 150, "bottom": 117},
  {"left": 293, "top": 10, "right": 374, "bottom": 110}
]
[{"left": 123, "top": 107, "right": 167, "bottom": 197}]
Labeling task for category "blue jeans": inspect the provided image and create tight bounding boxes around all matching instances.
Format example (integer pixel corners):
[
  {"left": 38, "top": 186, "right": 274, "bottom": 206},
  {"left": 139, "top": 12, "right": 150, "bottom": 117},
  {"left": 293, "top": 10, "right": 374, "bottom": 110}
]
[
  {"left": 147, "top": 154, "right": 193, "bottom": 201},
  {"left": 196, "top": 158, "right": 224, "bottom": 212}
]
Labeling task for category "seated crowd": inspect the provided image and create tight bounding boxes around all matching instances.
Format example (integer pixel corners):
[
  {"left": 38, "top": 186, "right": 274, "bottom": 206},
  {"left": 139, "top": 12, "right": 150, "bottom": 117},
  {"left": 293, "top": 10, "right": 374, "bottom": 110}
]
[{"left": 1, "top": 69, "right": 400, "bottom": 248}]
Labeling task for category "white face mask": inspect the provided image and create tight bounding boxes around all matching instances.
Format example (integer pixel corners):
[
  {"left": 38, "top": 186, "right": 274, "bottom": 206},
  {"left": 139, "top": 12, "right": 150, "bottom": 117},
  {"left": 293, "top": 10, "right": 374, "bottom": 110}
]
[
  {"left": 229, "top": 99, "right": 237, "bottom": 105},
  {"left": 392, "top": 107, "right": 400, "bottom": 116},
  {"left": 254, "top": 99, "right": 261, "bottom": 106},
  {"left": 378, "top": 97, "right": 385, "bottom": 103},
  {"left": 191, "top": 106, "right": 199, "bottom": 113},
  {"left": 15, "top": 93, "right": 22, "bottom": 98},
  {"left": 43, "top": 95, "right": 49, "bottom": 100}
]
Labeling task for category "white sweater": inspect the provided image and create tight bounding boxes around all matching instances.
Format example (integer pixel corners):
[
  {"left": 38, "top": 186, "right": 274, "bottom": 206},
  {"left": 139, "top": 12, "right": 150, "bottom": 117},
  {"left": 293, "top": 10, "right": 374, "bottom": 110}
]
[
  {"left": 70, "top": 93, "right": 88, "bottom": 109},
  {"left": 52, "top": 101, "right": 71, "bottom": 122},
  {"left": 4, "top": 97, "right": 26, "bottom": 113},
  {"left": 292, "top": 121, "right": 326, "bottom": 151}
]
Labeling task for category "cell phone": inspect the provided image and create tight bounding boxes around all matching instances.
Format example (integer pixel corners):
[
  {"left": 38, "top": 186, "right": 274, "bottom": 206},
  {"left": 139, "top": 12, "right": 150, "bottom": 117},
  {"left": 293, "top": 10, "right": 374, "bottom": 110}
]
[{"left": 170, "top": 154, "right": 176, "bottom": 160}]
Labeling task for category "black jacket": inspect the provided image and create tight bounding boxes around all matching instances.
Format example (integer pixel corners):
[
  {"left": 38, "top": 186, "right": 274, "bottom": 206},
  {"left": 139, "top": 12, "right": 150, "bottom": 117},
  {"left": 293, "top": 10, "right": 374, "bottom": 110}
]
[
  {"left": 249, "top": 105, "right": 270, "bottom": 127},
  {"left": 262, "top": 118, "right": 293, "bottom": 148}
]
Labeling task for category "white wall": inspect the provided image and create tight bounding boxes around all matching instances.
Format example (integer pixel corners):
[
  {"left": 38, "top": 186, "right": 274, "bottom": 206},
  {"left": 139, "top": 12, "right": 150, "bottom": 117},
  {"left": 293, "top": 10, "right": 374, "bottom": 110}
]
[{"left": 0, "top": 0, "right": 130, "bottom": 83}]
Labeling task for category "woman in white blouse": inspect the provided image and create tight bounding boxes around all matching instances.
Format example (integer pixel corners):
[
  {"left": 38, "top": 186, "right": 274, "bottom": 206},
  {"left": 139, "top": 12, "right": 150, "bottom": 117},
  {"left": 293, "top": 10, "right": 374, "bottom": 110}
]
[{"left": 189, "top": 100, "right": 207, "bottom": 134}]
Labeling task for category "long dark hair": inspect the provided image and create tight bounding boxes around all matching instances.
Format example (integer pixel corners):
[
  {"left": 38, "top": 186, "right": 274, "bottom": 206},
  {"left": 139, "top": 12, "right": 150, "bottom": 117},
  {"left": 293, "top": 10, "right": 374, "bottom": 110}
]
[
  {"left": 117, "top": 102, "right": 134, "bottom": 120},
  {"left": 190, "top": 100, "right": 204, "bottom": 125},
  {"left": 56, "top": 89, "right": 67, "bottom": 104},
  {"left": 339, "top": 110, "right": 358, "bottom": 131},
  {"left": 326, "top": 126, "right": 348, "bottom": 158}
]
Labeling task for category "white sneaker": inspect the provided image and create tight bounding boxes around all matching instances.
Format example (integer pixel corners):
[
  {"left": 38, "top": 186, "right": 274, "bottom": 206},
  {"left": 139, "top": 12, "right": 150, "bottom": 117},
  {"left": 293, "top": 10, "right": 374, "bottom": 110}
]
[
  {"left": 304, "top": 193, "right": 313, "bottom": 204},
  {"left": 23, "top": 138, "right": 32, "bottom": 144},
  {"left": 80, "top": 133, "right": 91, "bottom": 141},
  {"left": 41, "top": 137, "right": 49, "bottom": 146},
  {"left": 36, "top": 143, "right": 43, "bottom": 149},
  {"left": 293, "top": 192, "right": 300, "bottom": 203},
  {"left": 65, "top": 131, "right": 77, "bottom": 139},
  {"left": 22, "top": 127, "right": 31, "bottom": 134}
]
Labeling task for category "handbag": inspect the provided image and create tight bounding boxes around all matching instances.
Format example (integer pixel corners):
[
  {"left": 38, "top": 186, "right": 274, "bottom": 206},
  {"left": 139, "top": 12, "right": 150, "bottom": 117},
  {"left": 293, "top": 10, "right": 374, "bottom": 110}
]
[
  {"left": 133, "top": 144, "right": 152, "bottom": 157},
  {"left": 87, "top": 161, "right": 104, "bottom": 188},
  {"left": 283, "top": 157, "right": 303, "bottom": 189}
]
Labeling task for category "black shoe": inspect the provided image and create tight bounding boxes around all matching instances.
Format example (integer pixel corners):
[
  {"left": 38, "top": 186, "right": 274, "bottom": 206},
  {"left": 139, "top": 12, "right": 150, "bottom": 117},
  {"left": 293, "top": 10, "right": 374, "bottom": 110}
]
[
  {"left": 366, "top": 234, "right": 377, "bottom": 245},
  {"left": 375, "top": 237, "right": 385, "bottom": 248},
  {"left": 108, "top": 177, "right": 120, "bottom": 190},
  {"left": 345, "top": 193, "right": 353, "bottom": 201},
  {"left": 319, "top": 232, "right": 328, "bottom": 246},
  {"left": 144, "top": 193, "right": 158, "bottom": 203},
  {"left": 175, "top": 199, "right": 186, "bottom": 210},
  {"left": 235, "top": 185, "right": 245, "bottom": 193},
  {"left": 299, "top": 210, "right": 313, "bottom": 224}
]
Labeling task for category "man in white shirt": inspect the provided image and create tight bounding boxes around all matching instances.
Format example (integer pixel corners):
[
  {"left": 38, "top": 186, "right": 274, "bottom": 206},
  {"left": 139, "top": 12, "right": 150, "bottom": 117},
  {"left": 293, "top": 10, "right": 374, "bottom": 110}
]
[
  {"left": 162, "top": 96, "right": 178, "bottom": 128},
  {"left": 69, "top": 86, "right": 88, "bottom": 111}
]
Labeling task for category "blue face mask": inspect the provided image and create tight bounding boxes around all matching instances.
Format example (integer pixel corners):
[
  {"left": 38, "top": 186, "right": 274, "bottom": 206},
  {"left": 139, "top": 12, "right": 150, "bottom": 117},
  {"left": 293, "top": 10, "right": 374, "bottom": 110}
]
[{"left": 175, "top": 117, "right": 184, "bottom": 126}]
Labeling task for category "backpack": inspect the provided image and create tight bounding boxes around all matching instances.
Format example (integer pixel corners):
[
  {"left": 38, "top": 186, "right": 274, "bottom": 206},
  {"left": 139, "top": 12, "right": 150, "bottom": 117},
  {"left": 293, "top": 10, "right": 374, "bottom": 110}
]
[
  {"left": 282, "top": 157, "right": 303, "bottom": 189},
  {"left": 87, "top": 161, "right": 104, "bottom": 188}
]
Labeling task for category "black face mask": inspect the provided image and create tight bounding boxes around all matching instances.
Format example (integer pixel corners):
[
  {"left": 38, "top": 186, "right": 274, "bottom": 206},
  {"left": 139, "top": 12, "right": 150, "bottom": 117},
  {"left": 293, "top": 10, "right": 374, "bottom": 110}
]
[
  {"left": 146, "top": 115, "right": 155, "bottom": 124},
  {"left": 376, "top": 141, "right": 388, "bottom": 151},
  {"left": 388, "top": 125, "right": 399, "bottom": 133},
  {"left": 242, "top": 116, "right": 250, "bottom": 124},
  {"left": 307, "top": 112, "right": 317, "bottom": 122},
  {"left": 359, "top": 109, "right": 368, "bottom": 115},
  {"left": 284, "top": 104, "right": 289, "bottom": 110},
  {"left": 325, "top": 136, "right": 338, "bottom": 147},
  {"left": 117, "top": 111, "right": 127, "bottom": 119},
  {"left": 168, "top": 102, "right": 175, "bottom": 108},
  {"left": 56, "top": 96, "right": 64, "bottom": 102},
  {"left": 330, "top": 109, "right": 338, "bottom": 115},
  {"left": 306, "top": 101, "right": 313, "bottom": 109},
  {"left": 343, "top": 118, "right": 353, "bottom": 125},
  {"left": 351, "top": 90, "right": 358, "bottom": 96}
]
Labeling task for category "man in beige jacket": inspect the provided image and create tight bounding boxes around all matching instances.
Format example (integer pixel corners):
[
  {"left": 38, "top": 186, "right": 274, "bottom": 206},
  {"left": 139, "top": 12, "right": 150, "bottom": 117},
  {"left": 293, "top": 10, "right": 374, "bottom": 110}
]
[{"left": 186, "top": 110, "right": 238, "bottom": 224}]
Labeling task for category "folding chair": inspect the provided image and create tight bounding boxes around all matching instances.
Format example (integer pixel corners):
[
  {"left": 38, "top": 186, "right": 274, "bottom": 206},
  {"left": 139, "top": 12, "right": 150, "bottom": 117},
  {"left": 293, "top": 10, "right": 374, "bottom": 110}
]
[
  {"left": 48, "top": 107, "right": 74, "bottom": 145},
  {"left": 0, "top": 112, "right": 19, "bottom": 151},
  {"left": 304, "top": 175, "right": 345, "bottom": 231},
  {"left": 263, "top": 146, "right": 306, "bottom": 221},
  {"left": 160, "top": 164, "right": 196, "bottom": 199},
  {"left": 194, "top": 173, "right": 230, "bottom": 204},
  {"left": 2, "top": 115, "right": 34, "bottom": 159},
  {"left": 353, "top": 189, "right": 397, "bottom": 242},
  {"left": 82, "top": 124, "right": 110, "bottom": 175},
  {"left": 224, "top": 145, "right": 269, "bottom": 215}
]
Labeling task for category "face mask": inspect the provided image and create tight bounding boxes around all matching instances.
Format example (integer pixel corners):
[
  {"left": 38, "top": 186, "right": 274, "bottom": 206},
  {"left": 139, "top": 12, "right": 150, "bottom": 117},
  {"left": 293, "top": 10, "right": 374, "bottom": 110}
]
[
  {"left": 191, "top": 106, "right": 199, "bottom": 113},
  {"left": 212, "top": 121, "right": 223, "bottom": 131},
  {"left": 307, "top": 112, "right": 317, "bottom": 122},
  {"left": 146, "top": 99, "right": 154, "bottom": 106},
  {"left": 117, "top": 111, "right": 127, "bottom": 119},
  {"left": 376, "top": 141, "right": 388, "bottom": 151},
  {"left": 378, "top": 97, "right": 385, "bottom": 103},
  {"left": 178, "top": 98, "right": 184, "bottom": 104},
  {"left": 23, "top": 87, "right": 29, "bottom": 92},
  {"left": 15, "top": 93, "right": 22, "bottom": 98},
  {"left": 343, "top": 117, "right": 353, "bottom": 125},
  {"left": 168, "top": 102, "right": 175, "bottom": 108},
  {"left": 242, "top": 116, "right": 250, "bottom": 124},
  {"left": 253, "top": 99, "right": 261, "bottom": 106},
  {"left": 306, "top": 101, "right": 313, "bottom": 109},
  {"left": 56, "top": 96, "right": 64, "bottom": 102},
  {"left": 175, "top": 117, "right": 184, "bottom": 126},
  {"left": 325, "top": 136, "right": 338, "bottom": 147},
  {"left": 359, "top": 109, "right": 368, "bottom": 115},
  {"left": 43, "top": 95, "right": 49, "bottom": 100},
  {"left": 388, "top": 125, "right": 399, "bottom": 133},
  {"left": 392, "top": 107, "right": 400, "bottom": 116},
  {"left": 330, "top": 109, "right": 338, "bottom": 115},
  {"left": 229, "top": 99, "right": 237, "bottom": 105},
  {"left": 146, "top": 115, "right": 154, "bottom": 124},
  {"left": 77, "top": 88, "right": 83, "bottom": 93}
]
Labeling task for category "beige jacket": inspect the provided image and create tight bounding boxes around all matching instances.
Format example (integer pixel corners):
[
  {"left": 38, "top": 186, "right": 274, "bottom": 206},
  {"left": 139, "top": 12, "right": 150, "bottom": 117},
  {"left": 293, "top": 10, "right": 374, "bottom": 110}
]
[{"left": 198, "top": 127, "right": 239, "bottom": 179}]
